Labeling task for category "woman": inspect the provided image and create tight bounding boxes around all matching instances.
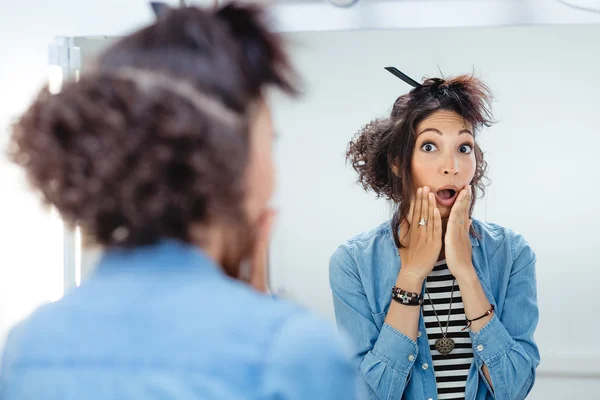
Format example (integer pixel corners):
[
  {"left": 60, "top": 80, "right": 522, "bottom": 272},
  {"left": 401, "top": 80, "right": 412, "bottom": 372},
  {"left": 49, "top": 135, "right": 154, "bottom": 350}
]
[
  {"left": 0, "top": 4, "right": 356, "bottom": 399},
  {"left": 329, "top": 70, "right": 539, "bottom": 400}
]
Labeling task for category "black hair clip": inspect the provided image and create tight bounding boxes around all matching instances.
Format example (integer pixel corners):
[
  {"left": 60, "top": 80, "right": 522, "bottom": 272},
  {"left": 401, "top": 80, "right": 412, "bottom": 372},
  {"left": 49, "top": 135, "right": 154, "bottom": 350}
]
[
  {"left": 150, "top": 1, "right": 170, "bottom": 18},
  {"left": 384, "top": 67, "right": 422, "bottom": 88}
]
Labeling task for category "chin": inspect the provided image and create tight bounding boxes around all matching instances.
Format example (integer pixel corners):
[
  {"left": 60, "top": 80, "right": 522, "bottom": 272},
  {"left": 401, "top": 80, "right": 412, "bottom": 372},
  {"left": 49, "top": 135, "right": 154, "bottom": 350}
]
[{"left": 439, "top": 207, "right": 451, "bottom": 220}]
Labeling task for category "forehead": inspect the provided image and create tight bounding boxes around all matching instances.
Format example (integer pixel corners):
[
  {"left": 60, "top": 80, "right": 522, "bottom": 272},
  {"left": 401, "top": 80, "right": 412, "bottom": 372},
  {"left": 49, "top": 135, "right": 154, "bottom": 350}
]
[{"left": 417, "top": 110, "right": 472, "bottom": 133}]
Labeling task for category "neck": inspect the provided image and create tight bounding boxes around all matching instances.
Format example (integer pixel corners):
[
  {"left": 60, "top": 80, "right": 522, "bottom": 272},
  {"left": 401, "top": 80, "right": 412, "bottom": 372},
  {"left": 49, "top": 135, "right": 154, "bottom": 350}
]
[{"left": 190, "top": 222, "right": 227, "bottom": 266}]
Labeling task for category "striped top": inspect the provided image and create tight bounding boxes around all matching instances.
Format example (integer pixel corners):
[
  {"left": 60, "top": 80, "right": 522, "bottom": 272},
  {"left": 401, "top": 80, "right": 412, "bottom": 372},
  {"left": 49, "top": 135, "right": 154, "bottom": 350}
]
[{"left": 423, "top": 260, "right": 474, "bottom": 400}]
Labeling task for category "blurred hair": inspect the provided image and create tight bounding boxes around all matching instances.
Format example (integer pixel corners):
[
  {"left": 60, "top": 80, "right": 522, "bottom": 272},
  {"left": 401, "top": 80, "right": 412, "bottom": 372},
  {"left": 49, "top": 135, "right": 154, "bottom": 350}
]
[
  {"left": 8, "top": 3, "right": 298, "bottom": 253},
  {"left": 346, "top": 75, "right": 494, "bottom": 247}
]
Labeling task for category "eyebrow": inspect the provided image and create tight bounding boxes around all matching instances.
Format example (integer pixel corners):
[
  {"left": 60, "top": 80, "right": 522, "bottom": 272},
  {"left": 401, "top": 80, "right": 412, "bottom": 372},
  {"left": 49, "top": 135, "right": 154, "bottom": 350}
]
[{"left": 418, "top": 128, "right": 473, "bottom": 136}]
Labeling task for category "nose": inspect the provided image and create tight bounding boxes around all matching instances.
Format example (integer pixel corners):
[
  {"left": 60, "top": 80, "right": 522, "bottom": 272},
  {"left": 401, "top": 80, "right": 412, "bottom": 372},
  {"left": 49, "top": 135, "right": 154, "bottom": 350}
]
[
  {"left": 442, "top": 167, "right": 458, "bottom": 175},
  {"left": 441, "top": 156, "right": 460, "bottom": 176}
]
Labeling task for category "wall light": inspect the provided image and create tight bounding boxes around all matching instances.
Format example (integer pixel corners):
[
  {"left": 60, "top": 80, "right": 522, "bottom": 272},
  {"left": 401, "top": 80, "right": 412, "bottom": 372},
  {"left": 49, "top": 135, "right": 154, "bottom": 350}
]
[
  {"left": 556, "top": 0, "right": 600, "bottom": 13},
  {"left": 325, "top": 0, "right": 360, "bottom": 8}
]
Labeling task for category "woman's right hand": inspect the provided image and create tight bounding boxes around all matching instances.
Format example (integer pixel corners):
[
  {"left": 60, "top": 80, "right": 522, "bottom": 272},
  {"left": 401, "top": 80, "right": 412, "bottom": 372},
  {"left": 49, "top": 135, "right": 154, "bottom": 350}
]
[{"left": 398, "top": 186, "right": 442, "bottom": 282}]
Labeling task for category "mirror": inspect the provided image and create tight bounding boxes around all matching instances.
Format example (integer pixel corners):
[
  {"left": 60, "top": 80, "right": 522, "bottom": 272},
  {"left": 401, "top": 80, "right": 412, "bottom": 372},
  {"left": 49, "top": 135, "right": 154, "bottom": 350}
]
[{"left": 15, "top": 2, "right": 600, "bottom": 398}]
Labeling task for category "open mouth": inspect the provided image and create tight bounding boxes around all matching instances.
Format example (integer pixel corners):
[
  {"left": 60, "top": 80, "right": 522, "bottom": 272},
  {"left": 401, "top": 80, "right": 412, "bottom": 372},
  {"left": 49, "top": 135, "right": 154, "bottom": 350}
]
[{"left": 435, "top": 187, "right": 458, "bottom": 206}]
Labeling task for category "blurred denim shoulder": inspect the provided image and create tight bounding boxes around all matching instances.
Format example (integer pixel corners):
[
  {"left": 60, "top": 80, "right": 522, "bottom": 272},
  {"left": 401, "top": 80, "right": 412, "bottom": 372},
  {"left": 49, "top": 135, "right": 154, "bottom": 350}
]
[{"left": 0, "top": 240, "right": 357, "bottom": 400}]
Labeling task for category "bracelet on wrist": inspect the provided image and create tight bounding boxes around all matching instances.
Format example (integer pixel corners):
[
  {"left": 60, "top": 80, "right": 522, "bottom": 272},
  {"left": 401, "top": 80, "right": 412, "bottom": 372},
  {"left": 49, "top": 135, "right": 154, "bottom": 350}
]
[
  {"left": 391, "top": 286, "right": 423, "bottom": 306},
  {"left": 462, "top": 304, "right": 495, "bottom": 331}
]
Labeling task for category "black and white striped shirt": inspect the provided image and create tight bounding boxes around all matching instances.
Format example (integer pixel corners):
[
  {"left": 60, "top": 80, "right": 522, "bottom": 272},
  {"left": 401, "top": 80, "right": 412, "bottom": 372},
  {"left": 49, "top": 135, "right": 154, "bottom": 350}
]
[{"left": 423, "top": 260, "right": 474, "bottom": 400}]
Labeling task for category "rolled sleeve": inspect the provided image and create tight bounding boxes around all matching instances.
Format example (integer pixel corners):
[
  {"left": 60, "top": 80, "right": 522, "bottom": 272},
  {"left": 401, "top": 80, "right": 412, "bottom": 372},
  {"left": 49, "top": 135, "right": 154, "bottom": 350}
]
[
  {"left": 470, "top": 314, "right": 515, "bottom": 367},
  {"left": 371, "top": 323, "right": 418, "bottom": 374}
]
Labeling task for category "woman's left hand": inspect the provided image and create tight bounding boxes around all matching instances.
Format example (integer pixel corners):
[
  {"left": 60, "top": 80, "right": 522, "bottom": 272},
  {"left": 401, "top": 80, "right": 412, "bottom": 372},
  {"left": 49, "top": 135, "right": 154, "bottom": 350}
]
[{"left": 444, "top": 186, "right": 475, "bottom": 279}]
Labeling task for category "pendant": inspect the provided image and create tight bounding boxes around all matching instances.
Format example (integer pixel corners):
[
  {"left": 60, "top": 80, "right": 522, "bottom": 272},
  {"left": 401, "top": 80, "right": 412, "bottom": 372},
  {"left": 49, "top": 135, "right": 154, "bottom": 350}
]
[{"left": 435, "top": 337, "right": 455, "bottom": 355}]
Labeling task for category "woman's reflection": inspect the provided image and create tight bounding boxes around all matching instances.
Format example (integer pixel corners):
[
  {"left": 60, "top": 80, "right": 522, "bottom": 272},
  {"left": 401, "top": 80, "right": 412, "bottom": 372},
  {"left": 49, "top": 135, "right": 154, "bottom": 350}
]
[{"left": 329, "top": 72, "right": 540, "bottom": 399}]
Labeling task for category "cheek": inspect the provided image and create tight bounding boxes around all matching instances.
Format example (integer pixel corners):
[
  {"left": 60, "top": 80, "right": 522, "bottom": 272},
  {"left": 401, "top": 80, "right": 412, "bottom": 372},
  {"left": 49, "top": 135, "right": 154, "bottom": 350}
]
[
  {"left": 245, "top": 145, "right": 275, "bottom": 221},
  {"left": 258, "top": 152, "right": 275, "bottom": 201},
  {"left": 462, "top": 155, "right": 477, "bottom": 181},
  {"left": 411, "top": 157, "right": 435, "bottom": 188}
]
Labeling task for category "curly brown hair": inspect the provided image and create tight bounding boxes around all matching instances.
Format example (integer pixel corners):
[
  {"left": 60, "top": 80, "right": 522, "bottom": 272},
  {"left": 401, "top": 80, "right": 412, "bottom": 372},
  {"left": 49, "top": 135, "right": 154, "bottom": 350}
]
[
  {"left": 7, "top": 3, "right": 297, "bottom": 250},
  {"left": 346, "top": 75, "right": 494, "bottom": 248}
]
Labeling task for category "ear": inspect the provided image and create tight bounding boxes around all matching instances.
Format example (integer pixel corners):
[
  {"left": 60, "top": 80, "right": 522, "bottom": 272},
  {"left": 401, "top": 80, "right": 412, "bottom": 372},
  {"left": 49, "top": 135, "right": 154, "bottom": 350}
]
[{"left": 390, "top": 158, "right": 401, "bottom": 177}]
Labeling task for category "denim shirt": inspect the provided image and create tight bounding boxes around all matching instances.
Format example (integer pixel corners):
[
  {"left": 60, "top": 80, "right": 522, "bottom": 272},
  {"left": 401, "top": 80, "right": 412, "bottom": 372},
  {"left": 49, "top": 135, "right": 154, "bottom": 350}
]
[
  {"left": 1, "top": 240, "right": 356, "bottom": 400},
  {"left": 329, "top": 219, "right": 540, "bottom": 400}
]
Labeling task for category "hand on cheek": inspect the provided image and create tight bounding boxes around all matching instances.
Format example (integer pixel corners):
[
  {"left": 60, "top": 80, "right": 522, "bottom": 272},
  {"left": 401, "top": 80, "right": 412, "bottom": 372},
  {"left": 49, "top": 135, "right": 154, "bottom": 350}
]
[
  {"left": 444, "top": 186, "right": 474, "bottom": 279},
  {"left": 398, "top": 187, "right": 443, "bottom": 282}
]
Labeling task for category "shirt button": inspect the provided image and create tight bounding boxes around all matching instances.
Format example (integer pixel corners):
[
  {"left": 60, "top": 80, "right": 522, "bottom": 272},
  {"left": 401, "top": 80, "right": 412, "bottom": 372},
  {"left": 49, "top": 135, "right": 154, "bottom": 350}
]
[
  {"left": 417, "top": 331, "right": 422, "bottom": 338},
  {"left": 477, "top": 344, "right": 484, "bottom": 352},
  {"left": 408, "top": 354, "right": 415, "bottom": 361},
  {"left": 422, "top": 363, "right": 429, "bottom": 370}
]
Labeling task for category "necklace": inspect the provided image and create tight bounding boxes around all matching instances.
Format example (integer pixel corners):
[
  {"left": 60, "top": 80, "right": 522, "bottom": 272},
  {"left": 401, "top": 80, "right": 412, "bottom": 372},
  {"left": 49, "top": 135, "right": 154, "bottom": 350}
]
[{"left": 425, "top": 278, "right": 456, "bottom": 355}]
